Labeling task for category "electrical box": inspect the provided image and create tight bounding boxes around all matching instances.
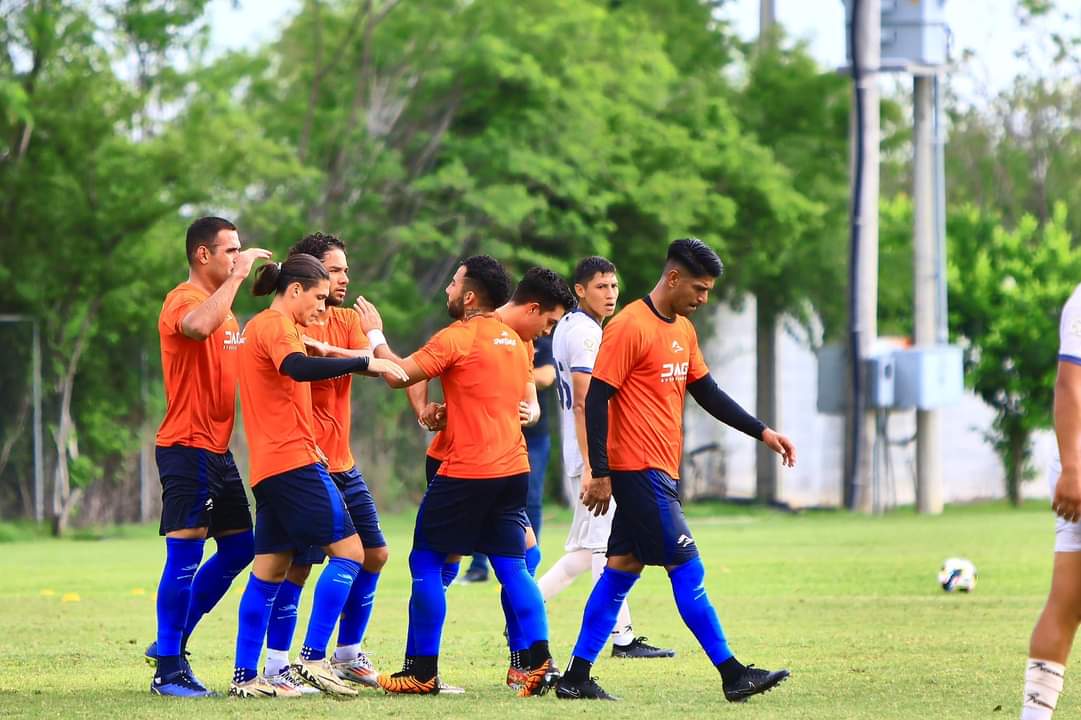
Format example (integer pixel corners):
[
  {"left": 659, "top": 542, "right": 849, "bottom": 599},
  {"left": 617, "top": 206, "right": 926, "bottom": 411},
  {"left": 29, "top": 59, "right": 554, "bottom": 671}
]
[
  {"left": 816, "top": 344, "right": 896, "bottom": 414},
  {"left": 892, "top": 345, "right": 964, "bottom": 409},
  {"left": 843, "top": 0, "right": 950, "bottom": 68}
]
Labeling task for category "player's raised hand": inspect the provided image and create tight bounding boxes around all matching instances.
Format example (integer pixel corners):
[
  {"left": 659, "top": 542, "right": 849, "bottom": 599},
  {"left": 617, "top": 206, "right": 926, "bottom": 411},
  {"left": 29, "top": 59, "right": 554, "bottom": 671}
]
[
  {"left": 302, "top": 335, "right": 328, "bottom": 356},
  {"left": 368, "top": 357, "right": 410, "bottom": 383},
  {"left": 232, "top": 248, "right": 273, "bottom": 279},
  {"left": 1054, "top": 467, "right": 1081, "bottom": 523},
  {"left": 582, "top": 474, "right": 612, "bottom": 517},
  {"left": 353, "top": 295, "right": 384, "bottom": 333},
  {"left": 762, "top": 428, "right": 796, "bottom": 468}
]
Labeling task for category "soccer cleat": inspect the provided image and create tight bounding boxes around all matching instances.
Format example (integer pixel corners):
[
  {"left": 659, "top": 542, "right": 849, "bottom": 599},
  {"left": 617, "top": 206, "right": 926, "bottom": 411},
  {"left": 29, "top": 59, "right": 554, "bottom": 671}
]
[
  {"left": 333, "top": 651, "right": 380, "bottom": 688},
  {"left": 458, "top": 567, "right": 489, "bottom": 583},
  {"left": 517, "top": 658, "right": 560, "bottom": 697},
  {"left": 611, "top": 636, "right": 676, "bottom": 659},
  {"left": 555, "top": 675, "right": 619, "bottom": 701},
  {"left": 229, "top": 675, "right": 280, "bottom": 698},
  {"left": 505, "top": 665, "right": 528, "bottom": 690},
  {"left": 377, "top": 670, "right": 440, "bottom": 695},
  {"left": 150, "top": 670, "right": 216, "bottom": 697},
  {"left": 145, "top": 641, "right": 210, "bottom": 690},
  {"left": 722, "top": 664, "right": 790, "bottom": 703},
  {"left": 437, "top": 679, "right": 465, "bottom": 694},
  {"left": 293, "top": 658, "right": 358, "bottom": 696},
  {"left": 264, "top": 667, "right": 318, "bottom": 696}
]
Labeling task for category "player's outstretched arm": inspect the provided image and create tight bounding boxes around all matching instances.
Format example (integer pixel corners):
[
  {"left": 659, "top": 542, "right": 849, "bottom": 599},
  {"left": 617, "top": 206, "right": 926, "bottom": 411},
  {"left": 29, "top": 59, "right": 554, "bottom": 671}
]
[
  {"left": 1053, "top": 361, "right": 1081, "bottom": 522},
  {"left": 571, "top": 371, "right": 594, "bottom": 487},
  {"left": 687, "top": 374, "right": 796, "bottom": 468},
  {"left": 582, "top": 377, "right": 616, "bottom": 516},
  {"left": 278, "top": 352, "right": 409, "bottom": 384},
  {"left": 181, "top": 248, "right": 271, "bottom": 340}
]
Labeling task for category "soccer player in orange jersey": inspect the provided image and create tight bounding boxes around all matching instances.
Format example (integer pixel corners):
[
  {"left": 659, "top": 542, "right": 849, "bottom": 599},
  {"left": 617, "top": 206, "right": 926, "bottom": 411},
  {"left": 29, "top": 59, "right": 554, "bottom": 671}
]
[
  {"left": 353, "top": 266, "right": 574, "bottom": 696},
  {"left": 258, "top": 233, "right": 389, "bottom": 693},
  {"left": 149, "top": 216, "right": 270, "bottom": 697},
  {"left": 228, "top": 255, "right": 407, "bottom": 698},
  {"left": 555, "top": 239, "right": 796, "bottom": 703}
]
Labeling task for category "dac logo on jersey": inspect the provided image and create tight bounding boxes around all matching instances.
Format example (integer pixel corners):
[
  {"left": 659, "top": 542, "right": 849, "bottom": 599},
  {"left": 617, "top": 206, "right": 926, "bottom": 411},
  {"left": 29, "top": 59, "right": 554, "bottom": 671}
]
[
  {"left": 660, "top": 362, "right": 689, "bottom": 383},
  {"left": 670, "top": 339, "right": 685, "bottom": 353},
  {"left": 223, "top": 329, "right": 245, "bottom": 348},
  {"left": 493, "top": 330, "right": 518, "bottom": 347}
]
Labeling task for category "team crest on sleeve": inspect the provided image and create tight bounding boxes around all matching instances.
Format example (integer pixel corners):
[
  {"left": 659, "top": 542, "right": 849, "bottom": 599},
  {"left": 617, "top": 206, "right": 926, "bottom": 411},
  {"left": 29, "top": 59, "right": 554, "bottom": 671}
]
[{"left": 1071, "top": 319, "right": 1081, "bottom": 338}]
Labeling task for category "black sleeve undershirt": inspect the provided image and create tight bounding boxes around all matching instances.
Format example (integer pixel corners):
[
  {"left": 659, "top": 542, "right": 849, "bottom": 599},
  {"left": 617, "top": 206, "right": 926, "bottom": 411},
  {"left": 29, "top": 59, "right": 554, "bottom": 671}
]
[
  {"left": 279, "top": 352, "right": 370, "bottom": 382},
  {"left": 687, "top": 375, "right": 766, "bottom": 440},
  {"left": 585, "top": 378, "right": 617, "bottom": 477}
]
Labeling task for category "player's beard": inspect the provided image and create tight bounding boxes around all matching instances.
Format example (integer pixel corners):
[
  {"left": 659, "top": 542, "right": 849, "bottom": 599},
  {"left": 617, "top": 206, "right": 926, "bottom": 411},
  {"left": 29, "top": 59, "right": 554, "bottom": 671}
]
[
  {"left": 326, "top": 292, "right": 344, "bottom": 308},
  {"left": 447, "top": 295, "right": 465, "bottom": 320}
]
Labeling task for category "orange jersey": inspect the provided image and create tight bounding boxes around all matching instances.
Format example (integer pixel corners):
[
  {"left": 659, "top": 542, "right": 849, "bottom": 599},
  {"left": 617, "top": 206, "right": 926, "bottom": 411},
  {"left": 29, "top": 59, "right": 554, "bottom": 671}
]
[
  {"left": 156, "top": 282, "right": 242, "bottom": 453},
  {"left": 591, "top": 298, "right": 709, "bottom": 479},
  {"left": 238, "top": 308, "right": 323, "bottom": 485},
  {"left": 410, "top": 315, "right": 531, "bottom": 478},
  {"left": 305, "top": 307, "right": 370, "bottom": 473}
]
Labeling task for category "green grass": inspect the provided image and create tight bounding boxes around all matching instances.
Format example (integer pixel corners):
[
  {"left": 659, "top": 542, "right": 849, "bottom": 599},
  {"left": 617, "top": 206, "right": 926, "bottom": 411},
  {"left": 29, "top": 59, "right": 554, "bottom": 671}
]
[{"left": 0, "top": 502, "right": 1059, "bottom": 718}]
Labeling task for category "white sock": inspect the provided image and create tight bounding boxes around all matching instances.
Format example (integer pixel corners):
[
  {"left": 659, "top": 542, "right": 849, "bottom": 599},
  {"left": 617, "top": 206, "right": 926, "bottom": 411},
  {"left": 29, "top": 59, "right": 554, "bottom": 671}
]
[
  {"left": 264, "top": 649, "right": 291, "bottom": 677},
  {"left": 537, "top": 550, "right": 592, "bottom": 600},
  {"left": 590, "top": 550, "right": 606, "bottom": 582},
  {"left": 334, "top": 643, "right": 361, "bottom": 663},
  {"left": 1021, "top": 658, "right": 1065, "bottom": 719}
]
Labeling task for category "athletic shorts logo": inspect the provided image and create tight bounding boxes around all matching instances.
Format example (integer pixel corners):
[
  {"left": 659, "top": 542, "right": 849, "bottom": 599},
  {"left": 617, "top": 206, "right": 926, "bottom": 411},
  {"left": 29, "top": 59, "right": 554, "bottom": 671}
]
[
  {"left": 204, "top": 496, "right": 214, "bottom": 512},
  {"left": 676, "top": 533, "right": 695, "bottom": 548}
]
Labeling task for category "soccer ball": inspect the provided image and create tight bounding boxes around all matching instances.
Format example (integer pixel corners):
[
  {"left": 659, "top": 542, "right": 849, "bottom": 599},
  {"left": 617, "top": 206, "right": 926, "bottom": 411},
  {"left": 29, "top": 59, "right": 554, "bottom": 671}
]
[{"left": 937, "top": 557, "right": 977, "bottom": 592}]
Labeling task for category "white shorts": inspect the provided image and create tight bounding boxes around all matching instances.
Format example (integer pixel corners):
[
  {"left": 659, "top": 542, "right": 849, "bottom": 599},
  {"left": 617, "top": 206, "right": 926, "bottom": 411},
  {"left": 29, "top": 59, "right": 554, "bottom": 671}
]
[
  {"left": 564, "top": 473, "right": 615, "bottom": 553},
  {"left": 1049, "top": 458, "right": 1081, "bottom": 553}
]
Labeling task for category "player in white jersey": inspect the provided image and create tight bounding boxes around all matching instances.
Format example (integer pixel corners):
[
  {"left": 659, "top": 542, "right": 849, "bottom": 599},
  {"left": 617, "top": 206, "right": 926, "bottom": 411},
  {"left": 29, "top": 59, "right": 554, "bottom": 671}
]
[
  {"left": 1020, "top": 284, "right": 1081, "bottom": 719},
  {"left": 538, "top": 256, "right": 674, "bottom": 659}
]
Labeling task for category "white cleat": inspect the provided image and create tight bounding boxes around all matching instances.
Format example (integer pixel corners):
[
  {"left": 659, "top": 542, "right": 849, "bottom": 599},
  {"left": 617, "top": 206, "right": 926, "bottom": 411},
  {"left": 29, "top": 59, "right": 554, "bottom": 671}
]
[{"left": 332, "top": 652, "right": 380, "bottom": 688}]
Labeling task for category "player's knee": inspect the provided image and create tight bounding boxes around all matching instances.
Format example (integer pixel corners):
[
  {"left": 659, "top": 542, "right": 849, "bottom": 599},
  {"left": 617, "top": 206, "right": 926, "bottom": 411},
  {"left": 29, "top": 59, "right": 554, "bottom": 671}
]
[
  {"left": 489, "top": 554, "right": 529, "bottom": 584},
  {"left": 364, "top": 546, "right": 388, "bottom": 572},
  {"left": 286, "top": 563, "right": 313, "bottom": 586},
  {"left": 607, "top": 554, "right": 644, "bottom": 575},
  {"left": 524, "top": 526, "right": 537, "bottom": 549}
]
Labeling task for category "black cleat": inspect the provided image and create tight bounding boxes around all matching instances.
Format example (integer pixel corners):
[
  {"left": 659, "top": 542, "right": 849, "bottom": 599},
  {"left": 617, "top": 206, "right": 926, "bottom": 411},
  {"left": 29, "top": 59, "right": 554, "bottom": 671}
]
[
  {"left": 458, "top": 567, "right": 489, "bottom": 583},
  {"left": 611, "top": 636, "right": 676, "bottom": 659},
  {"left": 555, "top": 675, "right": 619, "bottom": 701},
  {"left": 723, "top": 665, "right": 790, "bottom": 703}
]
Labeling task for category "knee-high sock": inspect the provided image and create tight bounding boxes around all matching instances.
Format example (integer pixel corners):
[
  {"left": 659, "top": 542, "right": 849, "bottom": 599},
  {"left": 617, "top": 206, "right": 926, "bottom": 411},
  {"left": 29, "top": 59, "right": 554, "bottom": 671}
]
[
  {"left": 233, "top": 574, "right": 282, "bottom": 683},
  {"left": 591, "top": 552, "right": 635, "bottom": 645},
  {"left": 300, "top": 557, "right": 361, "bottom": 661},
  {"left": 503, "top": 545, "right": 544, "bottom": 652},
  {"left": 407, "top": 549, "right": 448, "bottom": 657},
  {"left": 183, "top": 531, "right": 254, "bottom": 646},
  {"left": 492, "top": 554, "right": 548, "bottom": 655},
  {"left": 570, "top": 566, "right": 638, "bottom": 663},
  {"left": 537, "top": 549, "right": 592, "bottom": 600},
  {"left": 406, "top": 559, "right": 457, "bottom": 657},
  {"left": 668, "top": 557, "right": 732, "bottom": 665},
  {"left": 337, "top": 568, "right": 379, "bottom": 648},
  {"left": 1022, "top": 658, "right": 1065, "bottom": 720},
  {"left": 265, "top": 579, "right": 303, "bottom": 653},
  {"left": 441, "top": 560, "right": 460, "bottom": 588},
  {"left": 156, "top": 537, "right": 205, "bottom": 660}
]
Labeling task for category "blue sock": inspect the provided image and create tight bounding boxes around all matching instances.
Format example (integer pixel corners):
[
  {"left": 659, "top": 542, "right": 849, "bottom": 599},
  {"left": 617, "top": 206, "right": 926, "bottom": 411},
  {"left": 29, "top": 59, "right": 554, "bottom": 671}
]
[
  {"left": 156, "top": 537, "right": 205, "bottom": 662},
  {"left": 491, "top": 554, "right": 548, "bottom": 652},
  {"left": 265, "top": 579, "right": 303, "bottom": 652},
  {"left": 525, "top": 545, "right": 541, "bottom": 577},
  {"left": 570, "top": 566, "right": 639, "bottom": 663},
  {"left": 669, "top": 557, "right": 733, "bottom": 665},
  {"left": 337, "top": 568, "right": 379, "bottom": 648},
  {"left": 182, "top": 531, "right": 254, "bottom": 647},
  {"left": 300, "top": 557, "right": 361, "bottom": 661},
  {"left": 440, "top": 561, "right": 460, "bottom": 588},
  {"left": 233, "top": 573, "right": 282, "bottom": 683},
  {"left": 407, "top": 549, "right": 447, "bottom": 656}
]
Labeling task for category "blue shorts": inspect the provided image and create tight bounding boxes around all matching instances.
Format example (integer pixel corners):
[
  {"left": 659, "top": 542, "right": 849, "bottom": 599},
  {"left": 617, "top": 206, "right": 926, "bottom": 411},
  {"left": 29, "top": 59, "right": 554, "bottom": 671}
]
[
  {"left": 608, "top": 469, "right": 699, "bottom": 566},
  {"left": 414, "top": 473, "right": 530, "bottom": 558},
  {"left": 294, "top": 467, "right": 386, "bottom": 565},
  {"left": 252, "top": 464, "right": 357, "bottom": 556},
  {"left": 425, "top": 455, "right": 442, "bottom": 487},
  {"left": 156, "top": 445, "right": 252, "bottom": 536}
]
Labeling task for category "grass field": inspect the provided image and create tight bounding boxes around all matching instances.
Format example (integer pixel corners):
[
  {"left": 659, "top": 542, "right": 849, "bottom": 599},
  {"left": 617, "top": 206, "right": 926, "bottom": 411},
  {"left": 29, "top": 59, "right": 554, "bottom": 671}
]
[{"left": 0, "top": 501, "right": 1062, "bottom": 719}]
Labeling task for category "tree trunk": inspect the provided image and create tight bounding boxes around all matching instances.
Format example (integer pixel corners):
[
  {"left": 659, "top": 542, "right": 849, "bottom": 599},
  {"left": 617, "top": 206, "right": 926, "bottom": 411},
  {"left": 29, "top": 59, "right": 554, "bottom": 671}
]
[
  {"left": 755, "top": 299, "right": 779, "bottom": 504},
  {"left": 1005, "top": 426, "right": 1027, "bottom": 507}
]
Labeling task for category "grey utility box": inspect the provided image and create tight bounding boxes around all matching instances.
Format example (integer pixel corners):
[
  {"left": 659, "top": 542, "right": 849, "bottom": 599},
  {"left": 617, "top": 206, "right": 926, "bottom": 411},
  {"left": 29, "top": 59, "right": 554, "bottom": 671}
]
[
  {"left": 843, "top": 0, "right": 950, "bottom": 67},
  {"left": 892, "top": 345, "right": 964, "bottom": 409},
  {"left": 816, "top": 344, "right": 895, "bottom": 415}
]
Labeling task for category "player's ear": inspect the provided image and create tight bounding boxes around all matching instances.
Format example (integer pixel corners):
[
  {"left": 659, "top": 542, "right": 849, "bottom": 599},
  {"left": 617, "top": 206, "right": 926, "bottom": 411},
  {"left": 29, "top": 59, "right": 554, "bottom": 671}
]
[
  {"left": 575, "top": 283, "right": 586, "bottom": 300},
  {"left": 666, "top": 267, "right": 681, "bottom": 288}
]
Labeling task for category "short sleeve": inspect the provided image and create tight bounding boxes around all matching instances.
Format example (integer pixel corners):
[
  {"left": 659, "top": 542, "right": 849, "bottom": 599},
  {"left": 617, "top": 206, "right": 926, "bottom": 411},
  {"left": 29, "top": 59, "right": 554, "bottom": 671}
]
[
  {"left": 343, "top": 310, "right": 369, "bottom": 351},
  {"left": 159, "top": 289, "right": 203, "bottom": 336},
  {"left": 592, "top": 314, "right": 645, "bottom": 389},
  {"left": 265, "top": 314, "right": 306, "bottom": 371},
  {"left": 567, "top": 323, "right": 602, "bottom": 374},
  {"left": 411, "top": 323, "right": 471, "bottom": 378},
  {"left": 1060, "top": 288, "right": 1081, "bottom": 365},
  {"left": 686, "top": 322, "right": 710, "bottom": 383}
]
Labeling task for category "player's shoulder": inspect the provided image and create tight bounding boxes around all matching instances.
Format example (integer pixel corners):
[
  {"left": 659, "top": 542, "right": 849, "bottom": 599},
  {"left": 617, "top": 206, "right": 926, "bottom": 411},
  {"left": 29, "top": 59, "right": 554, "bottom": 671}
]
[
  {"left": 1063, "top": 283, "right": 1081, "bottom": 317},
  {"left": 163, "top": 282, "right": 206, "bottom": 308}
]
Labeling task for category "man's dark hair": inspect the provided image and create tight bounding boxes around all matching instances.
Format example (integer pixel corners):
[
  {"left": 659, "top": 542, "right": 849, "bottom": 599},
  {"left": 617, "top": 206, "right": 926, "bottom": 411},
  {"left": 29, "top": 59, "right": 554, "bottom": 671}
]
[
  {"left": 288, "top": 231, "right": 346, "bottom": 261},
  {"left": 186, "top": 216, "right": 237, "bottom": 264},
  {"left": 462, "top": 255, "right": 512, "bottom": 310},
  {"left": 252, "top": 253, "right": 329, "bottom": 296},
  {"left": 511, "top": 266, "right": 577, "bottom": 313},
  {"left": 573, "top": 256, "right": 617, "bottom": 286},
  {"left": 666, "top": 237, "right": 723, "bottom": 278}
]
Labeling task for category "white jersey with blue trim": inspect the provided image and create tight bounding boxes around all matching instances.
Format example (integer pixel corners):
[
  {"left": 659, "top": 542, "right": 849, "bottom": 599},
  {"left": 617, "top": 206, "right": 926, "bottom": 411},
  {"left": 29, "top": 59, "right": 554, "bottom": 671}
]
[
  {"left": 552, "top": 310, "right": 603, "bottom": 478},
  {"left": 1059, "top": 283, "right": 1081, "bottom": 365}
]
